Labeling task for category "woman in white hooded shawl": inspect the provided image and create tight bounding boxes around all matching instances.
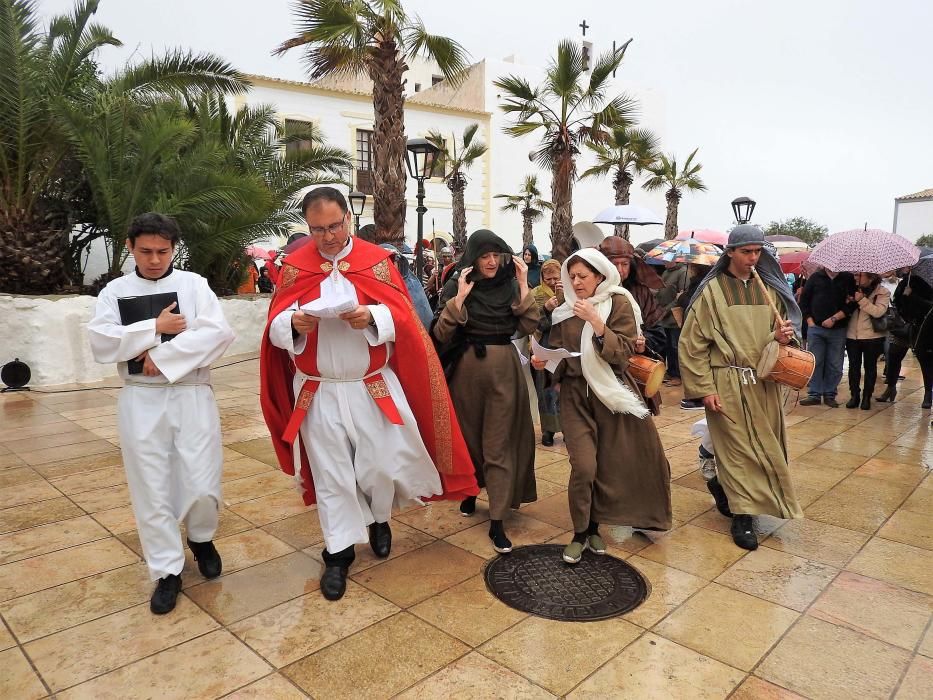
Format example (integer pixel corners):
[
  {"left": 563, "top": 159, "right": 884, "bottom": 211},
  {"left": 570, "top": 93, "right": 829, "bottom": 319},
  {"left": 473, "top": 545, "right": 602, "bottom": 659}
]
[{"left": 532, "top": 249, "right": 672, "bottom": 564}]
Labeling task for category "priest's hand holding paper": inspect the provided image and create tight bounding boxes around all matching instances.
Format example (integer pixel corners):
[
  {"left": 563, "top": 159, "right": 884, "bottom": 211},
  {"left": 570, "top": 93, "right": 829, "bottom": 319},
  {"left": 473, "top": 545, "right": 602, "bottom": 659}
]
[
  {"left": 291, "top": 311, "right": 319, "bottom": 335},
  {"left": 155, "top": 302, "right": 186, "bottom": 335},
  {"left": 339, "top": 306, "right": 374, "bottom": 330}
]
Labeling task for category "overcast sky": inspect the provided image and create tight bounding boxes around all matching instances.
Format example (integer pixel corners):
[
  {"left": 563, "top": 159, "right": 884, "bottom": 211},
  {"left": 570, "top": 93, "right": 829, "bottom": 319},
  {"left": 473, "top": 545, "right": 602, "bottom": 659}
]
[{"left": 39, "top": 0, "right": 933, "bottom": 234}]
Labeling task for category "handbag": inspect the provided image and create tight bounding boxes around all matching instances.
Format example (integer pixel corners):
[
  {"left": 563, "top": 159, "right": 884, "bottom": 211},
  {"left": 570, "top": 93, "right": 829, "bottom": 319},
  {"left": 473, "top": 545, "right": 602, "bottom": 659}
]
[{"left": 871, "top": 304, "right": 905, "bottom": 334}]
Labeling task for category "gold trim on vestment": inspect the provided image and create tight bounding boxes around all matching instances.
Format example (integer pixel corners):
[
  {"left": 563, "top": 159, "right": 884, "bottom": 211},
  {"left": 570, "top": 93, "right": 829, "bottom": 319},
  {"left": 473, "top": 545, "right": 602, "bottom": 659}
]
[{"left": 365, "top": 379, "right": 391, "bottom": 399}]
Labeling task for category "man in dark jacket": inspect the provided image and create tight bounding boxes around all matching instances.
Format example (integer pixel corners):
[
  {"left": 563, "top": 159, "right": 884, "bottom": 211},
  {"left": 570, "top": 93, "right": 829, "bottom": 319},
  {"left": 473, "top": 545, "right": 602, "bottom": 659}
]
[{"left": 799, "top": 267, "right": 856, "bottom": 406}]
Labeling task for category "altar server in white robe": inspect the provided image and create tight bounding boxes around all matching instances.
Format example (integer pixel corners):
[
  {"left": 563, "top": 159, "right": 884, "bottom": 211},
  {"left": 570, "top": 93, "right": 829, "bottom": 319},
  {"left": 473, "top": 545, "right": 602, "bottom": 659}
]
[{"left": 88, "top": 212, "right": 235, "bottom": 614}]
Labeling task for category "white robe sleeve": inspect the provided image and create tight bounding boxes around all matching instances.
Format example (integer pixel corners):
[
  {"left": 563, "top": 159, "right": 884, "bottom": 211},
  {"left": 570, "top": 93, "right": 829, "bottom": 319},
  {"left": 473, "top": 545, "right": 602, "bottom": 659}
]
[
  {"left": 147, "top": 278, "right": 235, "bottom": 383},
  {"left": 362, "top": 304, "right": 395, "bottom": 346},
  {"left": 269, "top": 302, "right": 308, "bottom": 356},
  {"left": 87, "top": 287, "right": 161, "bottom": 364}
]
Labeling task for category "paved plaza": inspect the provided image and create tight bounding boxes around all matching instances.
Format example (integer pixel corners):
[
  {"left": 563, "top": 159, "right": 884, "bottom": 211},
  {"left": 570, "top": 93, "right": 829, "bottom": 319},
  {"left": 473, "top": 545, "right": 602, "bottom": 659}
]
[{"left": 0, "top": 355, "right": 930, "bottom": 699}]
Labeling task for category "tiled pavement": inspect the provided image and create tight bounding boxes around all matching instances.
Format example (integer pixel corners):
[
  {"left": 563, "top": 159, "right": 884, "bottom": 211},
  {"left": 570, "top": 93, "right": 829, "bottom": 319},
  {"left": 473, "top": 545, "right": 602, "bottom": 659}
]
[{"left": 0, "top": 355, "right": 930, "bottom": 699}]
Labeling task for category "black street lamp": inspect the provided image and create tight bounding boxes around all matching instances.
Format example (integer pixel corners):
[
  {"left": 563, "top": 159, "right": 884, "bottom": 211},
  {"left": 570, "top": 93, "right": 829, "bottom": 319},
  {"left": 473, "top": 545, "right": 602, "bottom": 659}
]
[
  {"left": 348, "top": 191, "right": 367, "bottom": 234},
  {"left": 405, "top": 137, "right": 441, "bottom": 280},
  {"left": 731, "top": 196, "right": 756, "bottom": 225}
]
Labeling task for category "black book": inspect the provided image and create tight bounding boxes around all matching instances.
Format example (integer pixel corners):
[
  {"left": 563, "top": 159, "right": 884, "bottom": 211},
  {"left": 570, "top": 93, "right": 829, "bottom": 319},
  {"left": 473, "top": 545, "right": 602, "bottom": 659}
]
[{"left": 117, "top": 292, "right": 180, "bottom": 374}]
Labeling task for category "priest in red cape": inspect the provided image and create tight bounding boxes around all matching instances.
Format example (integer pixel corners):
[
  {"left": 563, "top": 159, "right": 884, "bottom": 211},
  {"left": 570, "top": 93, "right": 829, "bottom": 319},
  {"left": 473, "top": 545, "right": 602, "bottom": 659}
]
[{"left": 260, "top": 187, "right": 478, "bottom": 601}]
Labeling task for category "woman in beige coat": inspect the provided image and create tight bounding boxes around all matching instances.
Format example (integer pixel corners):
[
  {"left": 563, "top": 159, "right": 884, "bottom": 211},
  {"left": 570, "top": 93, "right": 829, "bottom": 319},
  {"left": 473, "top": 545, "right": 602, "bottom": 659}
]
[{"left": 845, "top": 272, "right": 891, "bottom": 410}]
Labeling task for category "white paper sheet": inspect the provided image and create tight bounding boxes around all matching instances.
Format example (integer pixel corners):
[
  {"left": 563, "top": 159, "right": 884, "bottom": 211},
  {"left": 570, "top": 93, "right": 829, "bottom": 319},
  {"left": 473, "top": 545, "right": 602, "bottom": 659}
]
[
  {"left": 300, "top": 294, "right": 358, "bottom": 319},
  {"left": 512, "top": 338, "right": 529, "bottom": 365},
  {"left": 531, "top": 336, "right": 581, "bottom": 373}
]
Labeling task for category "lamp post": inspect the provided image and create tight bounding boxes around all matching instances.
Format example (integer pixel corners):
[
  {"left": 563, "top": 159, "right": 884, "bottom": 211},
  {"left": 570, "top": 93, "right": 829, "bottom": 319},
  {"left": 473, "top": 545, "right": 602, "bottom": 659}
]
[
  {"left": 348, "top": 191, "right": 367, "bottom": 234},
  {"left": 405, "top": 137, "right": 441, "bottom": 280},
  {"left": 731, "top": 196, "right": 756, "bottom": 225}
]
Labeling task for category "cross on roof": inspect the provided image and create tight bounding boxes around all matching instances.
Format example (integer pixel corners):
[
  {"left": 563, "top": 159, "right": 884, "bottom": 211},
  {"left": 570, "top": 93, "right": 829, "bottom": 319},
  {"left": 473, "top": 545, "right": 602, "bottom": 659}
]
[{"left": 579, "top": 19, "right": 589, "bottom": 36}]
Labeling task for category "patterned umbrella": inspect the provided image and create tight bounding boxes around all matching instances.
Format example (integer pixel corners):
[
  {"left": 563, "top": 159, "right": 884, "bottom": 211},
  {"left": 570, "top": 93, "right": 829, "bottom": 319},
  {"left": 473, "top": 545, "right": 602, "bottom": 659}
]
[
  {"left": 912, "top": 255, "right": 933, "bottom": 287},
  {"left": 645, "top": 238, "right": 722, "bottom": 266},
  {"left": 676, "top": 229, "right": 728, "bottom": 245},
  {"left": 808, "top": 229, "right": 920, "bottom": 273}
]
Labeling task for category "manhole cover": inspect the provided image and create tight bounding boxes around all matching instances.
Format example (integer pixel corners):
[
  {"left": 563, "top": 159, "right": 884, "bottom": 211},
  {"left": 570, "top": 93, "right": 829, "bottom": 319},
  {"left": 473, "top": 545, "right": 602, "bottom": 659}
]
[{"left": 484, "top": 544, "right": 650, "bottom": 621}]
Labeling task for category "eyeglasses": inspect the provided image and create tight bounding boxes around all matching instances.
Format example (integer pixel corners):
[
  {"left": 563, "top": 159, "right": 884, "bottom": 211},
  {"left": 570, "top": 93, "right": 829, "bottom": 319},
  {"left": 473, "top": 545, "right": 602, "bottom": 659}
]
[{"left": 308, "top": 218, "right": 347, "bottom": 236}]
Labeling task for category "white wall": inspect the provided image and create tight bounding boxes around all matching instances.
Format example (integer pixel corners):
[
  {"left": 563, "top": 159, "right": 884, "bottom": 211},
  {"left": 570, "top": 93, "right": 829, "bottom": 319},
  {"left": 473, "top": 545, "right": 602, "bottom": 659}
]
[
  {"left": 0, "top": 294, "right": 270, "bottom": 387},
  {"left": 893, "top": 199, "right": 933, "bottom": 242},
  {"left": 238, "top": 80, "right": 490, "bottom": 250}
]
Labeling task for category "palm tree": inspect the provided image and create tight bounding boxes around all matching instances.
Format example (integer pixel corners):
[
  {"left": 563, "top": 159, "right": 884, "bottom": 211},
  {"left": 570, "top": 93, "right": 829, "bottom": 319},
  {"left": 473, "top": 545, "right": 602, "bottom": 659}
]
[
  {"left": 494, "top": 38, "right": 635, "bottom": 260},
  {"left": 581, "top": 125, "right": 659, "bottom": 239},
  {"left": 494, "top": 175, "right": 552, "bottom": 246},
  {"left": 276, "top": 0, "right": 470, "bottom": 246},
  {"left": 426, "top": 124, "right": 487, "bottom": 252},
  {"left": 643, "top": 148, "right": 707, "bottom": 240}
]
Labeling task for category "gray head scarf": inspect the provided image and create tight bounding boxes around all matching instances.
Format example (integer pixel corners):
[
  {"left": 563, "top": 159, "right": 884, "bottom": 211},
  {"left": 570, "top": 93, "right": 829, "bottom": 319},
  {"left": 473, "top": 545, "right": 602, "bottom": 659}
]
[{"left": 687, "top": 225, "right": 802, "bottom": 334}]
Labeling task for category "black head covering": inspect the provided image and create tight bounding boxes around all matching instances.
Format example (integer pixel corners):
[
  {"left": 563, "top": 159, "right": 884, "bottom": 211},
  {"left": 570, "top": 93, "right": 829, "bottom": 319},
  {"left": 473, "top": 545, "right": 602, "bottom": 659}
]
[
  {"left": 687, "top": 225, "right": 802, "bottom": 333},
  {"left": 439, "top": 229, "right": 519, "bottom": 335}
]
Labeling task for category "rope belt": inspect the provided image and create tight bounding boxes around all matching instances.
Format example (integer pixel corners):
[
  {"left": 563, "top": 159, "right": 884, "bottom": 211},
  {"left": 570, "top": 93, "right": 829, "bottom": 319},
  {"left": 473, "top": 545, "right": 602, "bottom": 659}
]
[
  {"left": 727, "top": 366, "right": 758, "bottom": 385},
  {"left": 123, "top": 379, "right": 211, "bottom": 387}
]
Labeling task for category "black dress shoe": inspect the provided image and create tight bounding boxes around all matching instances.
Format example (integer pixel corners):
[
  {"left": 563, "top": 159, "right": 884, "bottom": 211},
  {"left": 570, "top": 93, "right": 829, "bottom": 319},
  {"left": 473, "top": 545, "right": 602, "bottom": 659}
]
[
  {"left": 923, "top": 390, "right": 932, "bottom": 410},
  {"left": 730, "top": 515, "right": 758, "bottom": 551},
  {"left": 860, "top": 394, "right": 871, "bottom": 410},
  {"left": 320, "top": 565, "right": 349, "bottom": 601},
  {"left": 799, "top": 396, "right": 821, "bottom": 406},
  {"left": 823, "top": 397, "right": 840, "bottom": 408},
  {"left": 876, "top": 386, "right": 896, "bottom": 402},
  {"left": 150, "top": 574, "right": 182, "bottom": 614},
  {"left": 706, "top": 477, "right": 733, "bottom": 518},
  {"left": 187, "top": 539, "right": 222, "bottom": 579},
  {"left": 368, "top": 522, "right": 392, "bottom": 558},
  {"left": 845, "top": 393, "right": 860, "bottom": 409},
  {"left": 541, "top": 431, "right": 555, "bottom": 447},
  {"left": 459, "top": 496, "right": 477, "bottom": 517}
]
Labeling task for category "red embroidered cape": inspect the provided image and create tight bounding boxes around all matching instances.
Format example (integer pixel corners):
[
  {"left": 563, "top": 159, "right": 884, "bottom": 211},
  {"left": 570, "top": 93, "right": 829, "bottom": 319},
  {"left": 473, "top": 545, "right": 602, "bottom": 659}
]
[{"left": 259, "top": 238, "right": 479, "bottom": 506}]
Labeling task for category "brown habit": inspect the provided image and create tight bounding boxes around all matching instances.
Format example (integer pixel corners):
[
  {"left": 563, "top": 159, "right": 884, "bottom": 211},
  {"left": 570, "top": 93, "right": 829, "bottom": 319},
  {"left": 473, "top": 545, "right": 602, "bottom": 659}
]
[
  {"left": 433, "top": 295, "right": 539, "bottom": 518},
  {"left": 552, "top": 295, "right": 673, "bottom": 532}
]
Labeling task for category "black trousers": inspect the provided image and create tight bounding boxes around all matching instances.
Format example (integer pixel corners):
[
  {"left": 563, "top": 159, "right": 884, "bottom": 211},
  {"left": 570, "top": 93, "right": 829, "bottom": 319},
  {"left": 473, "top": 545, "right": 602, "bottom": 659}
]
[
  {"left": 846, "top": 338, "right": 885, "bottom": 398},
  {"left": 322, "top": 544, "right": 355, "bottom": 568},
  {"left": 884, "top": 342, "right": 933, "bottom": 392}
]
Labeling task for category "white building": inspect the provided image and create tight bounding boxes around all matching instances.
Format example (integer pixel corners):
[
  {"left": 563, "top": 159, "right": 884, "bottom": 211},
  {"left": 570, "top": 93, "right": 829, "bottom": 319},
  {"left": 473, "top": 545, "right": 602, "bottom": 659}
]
[
  {"left": 236, "top": 49, "right": 670, "bottom": 255},
  {"left": 893, "top": 188, "right": 933, "bottom": 243}
]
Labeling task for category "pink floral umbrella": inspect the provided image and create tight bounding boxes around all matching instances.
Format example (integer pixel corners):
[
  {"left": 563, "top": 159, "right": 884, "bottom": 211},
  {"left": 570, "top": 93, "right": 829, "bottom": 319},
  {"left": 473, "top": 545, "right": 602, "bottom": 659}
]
[
  {"left": 676, "top": 229, "right": 728, "bottom": 246},
  {"left": 808, "top": 229, "right": 920, "bottom": 274}
]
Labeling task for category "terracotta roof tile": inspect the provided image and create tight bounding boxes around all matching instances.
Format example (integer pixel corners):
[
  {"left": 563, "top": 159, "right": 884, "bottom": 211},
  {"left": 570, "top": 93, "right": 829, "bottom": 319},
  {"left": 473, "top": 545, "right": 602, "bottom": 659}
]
[{"left": 896, "top": 188, "right": 933, "bottom": 200}]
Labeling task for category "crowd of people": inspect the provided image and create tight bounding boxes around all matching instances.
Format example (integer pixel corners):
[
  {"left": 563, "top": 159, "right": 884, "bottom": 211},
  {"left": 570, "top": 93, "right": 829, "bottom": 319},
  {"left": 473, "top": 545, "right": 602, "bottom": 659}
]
[{"left": 88, "top": 190, "right": 932, "bottom": 615}]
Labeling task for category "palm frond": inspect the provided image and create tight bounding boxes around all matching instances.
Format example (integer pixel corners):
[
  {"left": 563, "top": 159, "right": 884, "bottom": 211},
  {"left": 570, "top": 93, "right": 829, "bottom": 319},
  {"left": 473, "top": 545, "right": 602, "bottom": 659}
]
[
  {"left": 273, "top": 0, "right": 368, "bottom": 55},
  {"left": 584, "top": 38, "right": 631, "bottom": 102},
  {"left": 547, "top": 38, "right": 584, "bottom": 100},
  {"left": 403, "top": 18, "right": 470, "bottom": 85},
  {"left": 110, "top": 49, "right": 250, "bottom": 97}
]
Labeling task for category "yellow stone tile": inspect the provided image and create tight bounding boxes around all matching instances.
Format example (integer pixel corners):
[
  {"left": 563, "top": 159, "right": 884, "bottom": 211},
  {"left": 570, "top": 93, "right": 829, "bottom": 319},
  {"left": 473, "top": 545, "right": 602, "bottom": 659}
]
[
  {"left": 226, "top": 437, "right": 279, "bottom": 466},
  {"left": 873, "top": 445, "right": 930, "bottom": 467},
  {"left": 715, "top": 547, "right": 838, "bottom": 612},
  {"left": 730, "top": 676, "right": 806, "bottom": 699},
  {"left": 566, "top": 633, "right": 745, "bottom": 699},
  {"left": 397, "top": 500, "right": 489, "bottom": 538},
  {"left": 352, "top": 540, "right": 485, "bottom": 608},
  {"left": 689, "top": 508, "right": 784, "bottom": 538},
  {"left": 0, "top": 478, "right": 61, "bottom": 509},
  {"left": 878, "top": 509, "right": 933, "bottom": 551},
  {"left": 4, "top": 429, "right": 103, "bottom": 455},
  {"left": 518, "top": 491, "right": 574, "bottom": 531},
  {"left": 0, "top": 537, "right": 137, "bottom": 602},
  {"left": 762, "top": 517, "right": 870, "bottom": 568},
  {"left": 621, "top": 556, "right": 706, "bottom": 628},
  {"left": 301, "top": 520, "right": 436, "bottom": 575},
  {"left": 229, "top": 581, "right": 399, "bottom": 667},
  {"left": 0, "top": 621, "right": 14, "bottom": 651},
  {"left": 57, "top": 629, "right": 270, "bottom": 700},
  {"left": 535, "top": 459, "right": 571, "bottom": 485},
  {"left": 444, "top": 513, "right": 563, "bottom": 561},
  {"left": 69, "top": 483, "right": 131, "bottom": 512},
  {"left": 673, "top": 469, "right": 708, "bottom": 493},
  {"left": 0, "top": 647, "right": 47, "bottom": 700},
  {"left": 261, "top": 510, "right": 325, "bottom": 550},
  {"left": 789, "top": 459, "right": 856, "bottom": 492},
  {"left": 794, "top": 447, "right": 870, "bottom": 470},
  {"left": 224, "top": 674, "right": 309, "bottom": 699},
  {"left": 0, "top": 467, "right": 44, "bottom": 488},
  {"left": 805, "top": 475, "right": 914, "bottom": 534},
  {"left": 901, "top": 486, "right": 933, "bottom": 516},
  {"left": 654, "top": 582, "right": 798, "bottom": 671},
  {"left": 91, "top": 505, "right": 138, "bottom": 534},
  {"left": 534, "top": 448, "right": 566, "bottom": 468},
  {"left": 600, "top": 524, "right": 657, "bottom": 555},
  {"left": 0, "top": 452, "right": 25, "bottom": 469},
  {"left": 409, "top": 574, "right": 527, "bottom": 646},
  {"left": 16, "top": 439, "right": 118, "bottom": 466},
  {"left": 896, "top": 654, "right": 933, "bottom": 700},
  {"left": 186, "top": 551, "right": 320, "bottom": 624},
  {"left": 397, "top": 651, "right": 556, "bottom": 699},
  {"left": 227, "top": 489, "right": 309, "bottom": 526},
  {"left": 809, "top": 571, "right": 932, "bottom": 651},
  {"left": 32, "top": 451, "right": 124, "bottom": 479},
  {"left": 638, "top": 525, "right": 746, "bottom": 579},
  {"left": 670, "top": 483, "right": 714, "bottom": 522},
  {"left": 846, "top": 537, "right": 933, "bottom": 595},
  {"left": 283, "top": 613, "right": 467, "bottom": 699},
  {"left": 49, "top": 467, "right": 126, "bottom": 495},
  {"left": 26, "top": 596, "right": 219, "bottom": 691},
  {"left": 0, "top": 515, "right": 108, "bottom": 565},
  {"left": 757, "top": 615, "right": 912, "bottom": 700},
  {"left": 853, "top": 457, "right": 930, "bottom": 487},
  {"left": 480, "top": 614, "right": 643, "bottom": 696},
  {"left": 222, "top": 471, "right": 292, "bottom": 505},
  {"left": 0, "top": 562, "right": 151, "bottom": 642},
  {"left": 221, "top": 456, "right": 274, "bottom": 482}
]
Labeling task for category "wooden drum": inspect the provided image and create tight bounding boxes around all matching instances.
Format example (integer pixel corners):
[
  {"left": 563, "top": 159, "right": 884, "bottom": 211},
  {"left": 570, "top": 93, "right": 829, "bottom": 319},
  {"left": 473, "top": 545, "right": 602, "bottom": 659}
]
[
  {"left": 628, "top": 354, "right": 666, "bottom": 397},
  {"left": 756, "top": 341, "right": 815, "bottom": 391}
]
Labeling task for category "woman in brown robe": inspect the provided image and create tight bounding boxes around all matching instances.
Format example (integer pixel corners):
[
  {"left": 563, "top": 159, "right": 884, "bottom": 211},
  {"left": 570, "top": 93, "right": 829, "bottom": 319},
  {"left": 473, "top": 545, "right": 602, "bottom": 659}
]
[
  {"left": 433, "top": 230, "right": 539, "bottom": 554},
  {"left": 533, "top": 249, "right": 672, "bottom": 564}
]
